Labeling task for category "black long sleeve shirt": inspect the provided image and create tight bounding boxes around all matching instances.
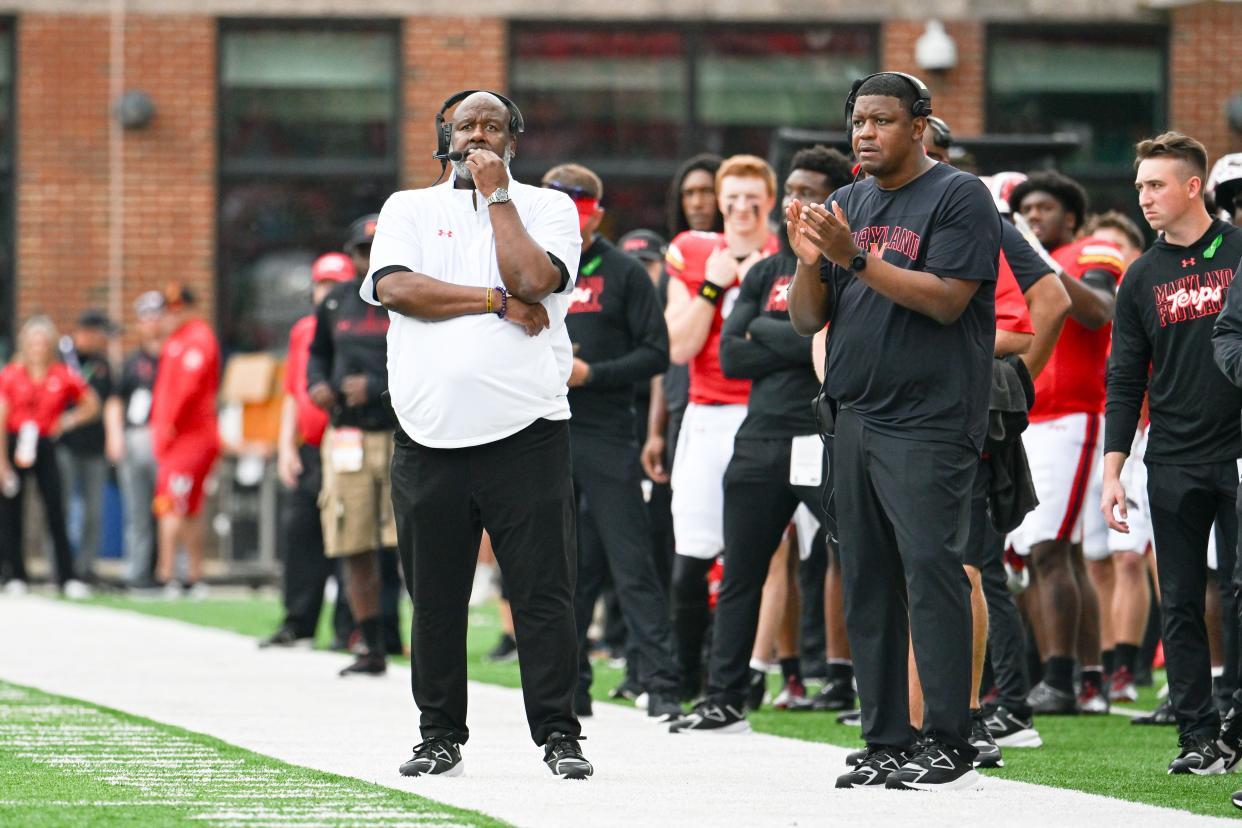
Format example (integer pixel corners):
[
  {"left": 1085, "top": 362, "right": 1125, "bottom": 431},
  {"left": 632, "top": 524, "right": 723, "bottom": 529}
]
[
  {"left": 720, "top": 252, "right": 818, "bottom": 439},
  {"left": 566, "top": 237, "right": 669, "bottom": 439},
  {"left": 1211, "top": 253, "right": 1242, "bottom": 445},
  {"left": 1105, "top": 219, "right": 1242, "bottom": 464},
  {"left": 306, "top": 279, "right": 394, "bottom": 432}
]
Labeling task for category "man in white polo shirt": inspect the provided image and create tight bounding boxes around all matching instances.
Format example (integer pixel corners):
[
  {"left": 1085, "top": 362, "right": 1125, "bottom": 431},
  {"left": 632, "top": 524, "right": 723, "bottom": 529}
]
[{"left": 361, "top": 90, "right": 592, "bottom": 781}]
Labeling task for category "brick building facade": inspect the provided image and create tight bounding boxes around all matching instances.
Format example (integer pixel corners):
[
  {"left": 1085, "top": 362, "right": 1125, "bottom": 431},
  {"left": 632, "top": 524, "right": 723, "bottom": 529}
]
[{"left": 2, "top": 0, "right": 1239, "bottom": 353}]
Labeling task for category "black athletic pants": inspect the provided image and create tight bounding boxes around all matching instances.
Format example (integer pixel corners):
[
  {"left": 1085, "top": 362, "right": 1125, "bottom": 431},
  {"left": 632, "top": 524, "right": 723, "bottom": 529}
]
[
  {"left": 279, "top": 444, "right": 354, "bottom": 641},
  {"left": 390, "top": 418, "right": 580, "bottom": 747},
  {"left": 571, "top": 430, "right": 680, "bottom": 698},
  {"left": 834, "top": 409, "right": 977, "bottom": 757},
  {"left": 707, "top": 437, "right": 827, "bottom": 707},
  {"left": 1145, "top": 460, "right": 1239, "bottom": 740},
  {"left": 0, "top": 436, "right": 73, "bottom": 586},
  {"left": 972, "top": 462, "right": 1033, "bottom": 717}
]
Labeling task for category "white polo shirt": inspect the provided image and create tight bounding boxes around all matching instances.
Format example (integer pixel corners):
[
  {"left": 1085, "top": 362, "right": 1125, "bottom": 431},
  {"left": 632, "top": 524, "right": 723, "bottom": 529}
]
[{"left": 361, "top": 176, "right": 581, "bottom": 449}]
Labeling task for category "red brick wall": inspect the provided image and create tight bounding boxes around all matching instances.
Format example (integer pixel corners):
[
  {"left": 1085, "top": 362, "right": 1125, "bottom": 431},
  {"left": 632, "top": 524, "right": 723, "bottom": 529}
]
[
  {"left": 882, "top": 20, "right": 985, "bottom": 138},
  {"left": 16, "top": 14, "right": 215, "bottom": 345},
  {"left": 401, "top": 17, "right": 507, "bottom": 188},
  {"left": 1169, "top": 1, "right": 1242, "bottom": 165}
]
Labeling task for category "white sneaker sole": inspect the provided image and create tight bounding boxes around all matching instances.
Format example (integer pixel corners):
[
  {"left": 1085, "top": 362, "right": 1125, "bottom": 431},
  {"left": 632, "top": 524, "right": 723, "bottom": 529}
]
[
  {"left": 670, "top": 720, "right": 752, "bottom": 735},
  {"left": 994, "top": 729, "right": 1042, "bottom": 748},
  {"left": 1169, "top": 759, "right": 1225, "bottom": 776},
  {"left": 894, "top": 768, "right": 984, "bottom": 791},
  {"left": 401, "top": 761, "right": 464, "bottom": 778}
]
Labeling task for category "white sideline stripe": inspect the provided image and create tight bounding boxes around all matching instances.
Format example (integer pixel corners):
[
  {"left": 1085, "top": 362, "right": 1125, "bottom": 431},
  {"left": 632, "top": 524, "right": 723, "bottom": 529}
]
[{"left": 0, "top": 597, "right": 1231, "bottom": 828}]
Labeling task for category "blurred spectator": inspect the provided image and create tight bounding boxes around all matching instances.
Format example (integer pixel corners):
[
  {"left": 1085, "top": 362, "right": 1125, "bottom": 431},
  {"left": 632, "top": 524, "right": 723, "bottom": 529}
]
[
  {"left": 107, "top": 292, "right": 164, "bottom": 589},
  {"left": 0, "top": 315, "right": 100, "bottom": 597},
  {"left": 1084, "top": 211, "right": 1145, "bottom": 267},
  {"left": 57, "top": 309, "right": 118, "bottom": 583},
  {"left": 150, "top": 284, "right": 221, "bottom": 597},
  {"left": 261, "top": 252, "right": 356, "bottom": 648}
]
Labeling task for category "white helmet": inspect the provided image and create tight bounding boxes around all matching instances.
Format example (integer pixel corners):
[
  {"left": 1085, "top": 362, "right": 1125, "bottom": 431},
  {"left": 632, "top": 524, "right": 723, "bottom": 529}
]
[
  {"left": 1208, "top": 152, "right": 1242, "bottom": 215},
  {"left": 979, "top": 171, "right": 1028, "bottom": 214}
]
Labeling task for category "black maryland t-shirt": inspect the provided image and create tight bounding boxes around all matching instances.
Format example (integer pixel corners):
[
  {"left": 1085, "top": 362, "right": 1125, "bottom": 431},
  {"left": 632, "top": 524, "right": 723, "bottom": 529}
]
[
  {"left": 821, "top": 162, "right": 1002, "bottom": 451},
  {"left": 1001, "top": 220, "right": 1054, "bottom": 293},
  {"left": 118, "top": 348, "right": 159, "bottom": 428}
]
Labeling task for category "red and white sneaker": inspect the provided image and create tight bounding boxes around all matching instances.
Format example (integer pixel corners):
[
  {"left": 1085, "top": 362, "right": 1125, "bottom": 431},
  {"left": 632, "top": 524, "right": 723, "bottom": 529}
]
[
  {"left": 1079, "top": 679, "right": 1110, "bottom": 715},
  {"left": 772, "top": 677, "right": 813, "bottom": 711},
  {"left": 1109, "top": 665, "right": 1139, "bottom": 703}
]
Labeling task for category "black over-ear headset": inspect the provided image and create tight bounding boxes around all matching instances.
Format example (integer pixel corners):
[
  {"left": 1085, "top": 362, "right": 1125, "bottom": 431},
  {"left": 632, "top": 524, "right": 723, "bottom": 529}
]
[
  {"left": 433, "top": 89, "right": 526, "bottom": 167},
  {"left": 843, "top": 71, "right": 933, "bottom": 140}
]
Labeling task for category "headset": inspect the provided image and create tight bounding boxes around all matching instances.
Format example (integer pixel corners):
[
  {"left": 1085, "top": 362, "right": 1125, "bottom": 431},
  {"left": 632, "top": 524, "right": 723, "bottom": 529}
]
[
  {"left": 843, "top": 71, "right": 933, "bottom": 141},
  {"left": 433, "top": 89, "right": 526, "bottom": 171},
  {"left": 926, "top": 115, "right": 952, "bottom": 149}
]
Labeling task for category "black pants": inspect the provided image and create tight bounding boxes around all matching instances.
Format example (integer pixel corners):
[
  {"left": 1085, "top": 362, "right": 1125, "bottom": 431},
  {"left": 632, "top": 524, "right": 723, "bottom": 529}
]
[
  {"left": 0, "top": 436, "right": 73, "bottom": 586},
  {"left": 834, "top": 409, "right": 977, "bottom": 757},
  {"left": 972, "top": 462, "right": 1032, "bottom": 716},
  {"left": 390, "top": 418, "right": 580, "bottom": 747},
  {"left": 1146, "top": 460, "right": 1239, "bottom": 740},
  {"left": 280, "top": 444, "right": 354, "bottom": 640},
  {"left": 707, "top": 437, "right": 827, "bottom": 706},
  {"left": 571, "top": 431, "right": 680, "bottom": 697}
]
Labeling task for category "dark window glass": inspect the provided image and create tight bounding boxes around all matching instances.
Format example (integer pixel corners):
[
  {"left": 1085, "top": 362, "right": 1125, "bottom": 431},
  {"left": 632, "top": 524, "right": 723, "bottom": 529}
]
[
  {"left": 510, "top": 25, "right": 877, "bottom": 237},
  {"left": 218, "top": 22, "right": 398, "bottom": 352}
]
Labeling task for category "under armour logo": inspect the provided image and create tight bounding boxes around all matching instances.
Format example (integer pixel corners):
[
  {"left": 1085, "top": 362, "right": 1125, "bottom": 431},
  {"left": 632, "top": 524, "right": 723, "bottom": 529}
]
[
  {"left": 1182, "top": 257, "right": 1195, "bottom": 267},
  {"left": 438, "top": 229, "right": 454, "bottom": 238}
]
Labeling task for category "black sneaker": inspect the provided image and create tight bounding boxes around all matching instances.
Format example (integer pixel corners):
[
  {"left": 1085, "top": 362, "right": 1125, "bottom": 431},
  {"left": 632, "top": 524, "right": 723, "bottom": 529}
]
[
  {"left": 983, "top": 705, "right": 1042, "bottom": 748},
  {"left": 259, "top": 624, "right": 312, "bottom": 649},
  {"left": 609, "top": 678, "right": 643, "bottom": 701},
  {"left": 844, "top": 747, "right": 867, "bottom": 767},
  {"left": 1167, "top": 734, "right": 1226, "bottom": 775},
  {"left": 1221, "top": 707, "right": 1242, "bottom": 772},
  {"left": 744, "top": 668, "right": 767, "bottom": 712},
  {"left": 1232, "top": 789, "right": 1242, "bottom": 811},
  {"left": 487, "top": 634, "right": 518, "bottom": 663},
  {"left": 970, "top": 710, "right": 1004, "bottom": 768},
  {"left": 543, "top": 732, "right": 592, "bottom": 779},
  {"left": 338, "top": 652, "right": 386, "bottom": 677},
  {"left": 1131, "top": 699, "right": 1177, "bottom": 726},
  {"left": 399, "top": 737, "right": 463, "bottom": 777},
  {"left": 835, "top": 745, "right": 908, "bottom": 788},
  {"left": 1026, "top": 681, "right": 1078, "bottom": 715},
  {"left": 837, "top": 709, "right": 862, "bottom": 726},
  {"left": 885, "top": 740, "right": 983, "bottom": 791},
  {"left": 668, "top": 701, "right": 751, "bottom": 734},
  {"left": 812, "top": 677, "right": 857, "bottom": 712},
  {"left": 647, "top": 693, "right": 683, "bottom": 722}
]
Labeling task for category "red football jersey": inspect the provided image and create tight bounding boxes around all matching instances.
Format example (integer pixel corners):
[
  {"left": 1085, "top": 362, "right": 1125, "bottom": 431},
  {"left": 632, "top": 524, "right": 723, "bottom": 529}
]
[
  {"left": 996, "top": 252, "right": 1034, "bottom": 335},
  {"left": 284, "top": 315, "right": 329, "bottom": 447},
  {"left": 666, "top": 230, "right": 780, "bottom": 405},
  {"left": 1030, "top": 236, "right": 1125, "bottom": 421},
  {"left": 0, "top": 363, "right": 87, "bottom": 435},
  {"left": 151, "top": 317, "right": 221, "bottom": 459}
]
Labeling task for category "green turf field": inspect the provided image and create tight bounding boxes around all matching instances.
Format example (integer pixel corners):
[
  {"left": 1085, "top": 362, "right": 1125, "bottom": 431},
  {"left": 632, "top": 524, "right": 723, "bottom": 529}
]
[
  {"left": 79, "top": 593, "right": 1241, "bottom": 819},
  {"left": 0, "top": 679, "right": 507, "bottom": 828}
]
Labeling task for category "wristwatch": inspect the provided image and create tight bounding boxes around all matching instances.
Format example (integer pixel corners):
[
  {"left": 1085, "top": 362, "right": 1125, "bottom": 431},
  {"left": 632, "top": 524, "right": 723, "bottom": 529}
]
[
  {"left": 486, "top": 187, "right": 511, "bottom": 206},
  {"left": 849, "top": 248, "right": 868, "bottom": 273}
]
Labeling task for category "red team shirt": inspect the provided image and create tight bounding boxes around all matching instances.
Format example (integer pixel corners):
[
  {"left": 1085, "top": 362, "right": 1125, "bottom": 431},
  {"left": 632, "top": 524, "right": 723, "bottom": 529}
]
[
  {"left": 284, "top": 315, "right": 328, "bottom": 447},
  {"left": 0, "top": 363, "right": 87, "bottom": 435},
  {"left": 151, "top": 318, "right": 220, "bottom": 516},
  {"left": 1029, "top": 236, "right": 1125, "bottom": 422},
  {"left": 666, "top": 230, "right": 780, "bottom": 405},
  {"left": 995, "top": 257, "right": 1034, "bottom": 335}
]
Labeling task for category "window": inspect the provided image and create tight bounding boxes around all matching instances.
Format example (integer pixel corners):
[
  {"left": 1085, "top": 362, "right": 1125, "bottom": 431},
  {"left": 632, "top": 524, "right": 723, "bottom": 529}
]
[
  {"left": 0, "top": 21, "right": 13, "bottom": 359},
  {"left": 987, "top": 26, "right": 1166, "bottom": 221},
  {"left": 217, "top": 21, "right": 399, "bottom": 352},
  {"left": 510, "top": 24, "right": 877, "bottom": 237}
]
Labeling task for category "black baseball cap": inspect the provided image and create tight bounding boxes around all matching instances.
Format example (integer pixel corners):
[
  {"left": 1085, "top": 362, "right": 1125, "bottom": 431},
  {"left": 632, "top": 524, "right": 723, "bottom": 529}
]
[
  {"left": 618, "top": 229, "right": 667, "bottom": 263},
  {"left": 345, "top": 214, "right": 379, "bottom": 252},
  {"left": 77, "top": 309, "right": 118, "bottom": 334}
]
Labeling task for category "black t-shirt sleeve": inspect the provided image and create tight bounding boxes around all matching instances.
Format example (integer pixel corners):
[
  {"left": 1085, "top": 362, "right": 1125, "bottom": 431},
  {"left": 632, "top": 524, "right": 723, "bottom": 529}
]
[
  {"left": 1213, "top": 253, "right": 1242, "bottom": 387},
  {"left": 1000, "top": 221, "right": 1053, "bottom": 293},
  {"left": 306, "top": 288, "right": 336, "bottom": 390},
  {"left": 924, "top": 177, "right": 1002, "bottom": 283}
]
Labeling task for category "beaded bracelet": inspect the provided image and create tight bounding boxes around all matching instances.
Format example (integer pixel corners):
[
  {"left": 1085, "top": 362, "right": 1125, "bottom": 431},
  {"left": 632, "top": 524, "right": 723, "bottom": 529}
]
[{"left": 495, "top": 286, "right": 508, "bottom": 319}]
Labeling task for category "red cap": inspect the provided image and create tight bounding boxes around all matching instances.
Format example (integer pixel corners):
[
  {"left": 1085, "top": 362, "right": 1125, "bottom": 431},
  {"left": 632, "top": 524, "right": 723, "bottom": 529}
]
[{"left": 312, "top": 252, "right": 355, "bottom": 283}]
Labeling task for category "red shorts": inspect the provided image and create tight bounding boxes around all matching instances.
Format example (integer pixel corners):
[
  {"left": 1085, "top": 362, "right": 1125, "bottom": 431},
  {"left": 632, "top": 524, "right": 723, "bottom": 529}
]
[{"left": 154, "top": 438, "right": 218, "bottom": 518}]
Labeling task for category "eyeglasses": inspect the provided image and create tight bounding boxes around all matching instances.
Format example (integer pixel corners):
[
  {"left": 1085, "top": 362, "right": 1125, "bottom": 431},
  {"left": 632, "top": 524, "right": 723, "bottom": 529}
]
[{"left": 544, "top": 180, "right": 599, "bottom": 203}]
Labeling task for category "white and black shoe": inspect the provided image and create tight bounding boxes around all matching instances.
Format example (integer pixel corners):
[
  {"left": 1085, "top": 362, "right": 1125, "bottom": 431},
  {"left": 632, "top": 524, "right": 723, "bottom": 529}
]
[
  {"left": 1219, "top": 706, "right": 1242, "bottom": 772},
  {"left": 646, "top": 693, "right": 683, "bottom": 722},
  {"left": 668, "top": 701, "right": 751, "bottom": 734},
  {"left": 543, "top": 732, "right": 592, "bottom": 779},
  {"left": 837, "top": 709, "right": 862, "bottom": 726},
  {"left": 983, "top": 705, "right": 1042, "bottom": 748},
  {"left": 835, "top": 745, "right": 908, "bottom": 788},
  {"left": 844, "top": 747, "right": 867, "bottom": 767},
  {"left": 970, "top": 710, "right": 1004, "bottom": 768},
  {"left": 1167, "top": 735, "right": 1226, "bottom": 775},
  {"left": 1026, "top": 681, "right": 1078, "bottom": 715},
  {"left": 1232, "top": 789, "right": 1242, "bottom": 810},
  {"left": 399, "top": 737, "right": 463, "bottom": 777},
  {"left": 885, "top": 740, "right": 983, "bottom": 791},
  {"left": 812, "top": 677, "right": 857, "bottom": 712}
]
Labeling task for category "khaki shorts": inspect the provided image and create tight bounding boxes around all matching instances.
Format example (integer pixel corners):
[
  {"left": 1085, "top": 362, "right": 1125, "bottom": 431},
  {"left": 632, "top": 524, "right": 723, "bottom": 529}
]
[{"left": 319, "top": 427, "right": 398, "bottom": 558}]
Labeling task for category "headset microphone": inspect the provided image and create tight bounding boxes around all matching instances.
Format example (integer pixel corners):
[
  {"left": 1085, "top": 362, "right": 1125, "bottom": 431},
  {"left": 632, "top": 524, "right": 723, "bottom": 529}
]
[{"left": 434, "top": 150, "right": 465, "bottom": 163}]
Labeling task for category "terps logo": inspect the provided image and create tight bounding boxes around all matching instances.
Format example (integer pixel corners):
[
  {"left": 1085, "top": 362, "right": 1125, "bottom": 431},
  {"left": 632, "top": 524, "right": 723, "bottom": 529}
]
[
  {"left": 568, "top": 275, "right": 604, "bottom": 313},
  {"left": 1153, "top": 268, "right": 1233, "bottom": 327}
]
